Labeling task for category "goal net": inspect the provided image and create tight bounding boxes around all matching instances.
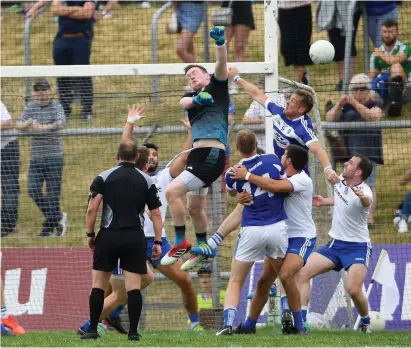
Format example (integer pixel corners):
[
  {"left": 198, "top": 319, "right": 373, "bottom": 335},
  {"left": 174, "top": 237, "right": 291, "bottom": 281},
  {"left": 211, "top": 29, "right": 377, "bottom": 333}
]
[{"left": 1, "top": 0, "right": 410, "bottom": 333}]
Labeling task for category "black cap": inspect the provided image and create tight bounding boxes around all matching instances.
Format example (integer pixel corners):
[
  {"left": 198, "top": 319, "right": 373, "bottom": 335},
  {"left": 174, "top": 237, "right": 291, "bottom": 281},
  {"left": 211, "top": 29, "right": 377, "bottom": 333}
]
[
  {"left": 33, "top": 78, "right": 50, "bottom": 91},
  {"left": 197, "top": 264, "right": 212, "bottom": 276}
]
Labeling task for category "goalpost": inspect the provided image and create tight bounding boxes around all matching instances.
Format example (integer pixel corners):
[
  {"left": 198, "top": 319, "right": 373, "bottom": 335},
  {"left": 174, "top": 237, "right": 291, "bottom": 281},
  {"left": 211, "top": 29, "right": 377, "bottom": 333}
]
[{"left": 0, "top": 0, "right": 358, "bottom": 332}]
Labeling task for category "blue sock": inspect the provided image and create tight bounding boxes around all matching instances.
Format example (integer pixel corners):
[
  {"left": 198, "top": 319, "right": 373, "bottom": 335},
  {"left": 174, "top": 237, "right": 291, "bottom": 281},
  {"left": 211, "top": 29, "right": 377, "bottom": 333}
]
[
  {"left": 244, "top": 316, "right": 257, "bottom": 331},
  {"left": 189, "top": 313, "right": 199, "bottom": 324},
  {"left": 109, "top": 305, "right": 124, "bottom": 320},
  {"left": 292, "top": 311, "right": 304, "bottom": 331},
  {"left": 360, "top": 315, "right": 370, "bottom": 325},
  {"left": 223, "top": 308, "right": 237, "bottom": 327},
  {"left": 280, "top": 296, "right": 290, "bottom": 313},
  {"left": 175, "top": 225, "right": 186, "bottom": 245},
  {"left": 80, "top": 319, "right": 91, "bottom": 332},
  {"left": 195, "top": 232, "right": 207, "bottom": 246},
  {"left": 302, "top": 306, "right": 308, "bottom": 322}
]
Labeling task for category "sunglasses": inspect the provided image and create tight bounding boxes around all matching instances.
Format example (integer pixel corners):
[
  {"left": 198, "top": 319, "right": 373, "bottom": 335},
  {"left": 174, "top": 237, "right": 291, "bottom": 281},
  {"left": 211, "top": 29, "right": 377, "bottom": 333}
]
[{"left": 352, "top": 86, "right": 368, "bottom": 92}]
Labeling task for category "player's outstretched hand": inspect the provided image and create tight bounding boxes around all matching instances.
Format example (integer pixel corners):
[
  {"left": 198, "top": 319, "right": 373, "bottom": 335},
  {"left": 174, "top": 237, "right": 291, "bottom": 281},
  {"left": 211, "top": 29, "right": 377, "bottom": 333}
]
[
  {"left": 193, "top": 92, "right": 214, "bottom": 106},
  {"left": 230, "top": 164, "right": 248, "bottom": 180},
  {"left": 210, "top": 26, "right": 225, "bottom": 46},
  {"left": 127, "top": 104, "right": 146, "bottom": 123},
  {"left": 228, "top": 67, "right": 240, "bottom": 79},
  {"left": 312, "top": 194, "right": 326, "bottom": 207},
  {"left": 151, "top": 244, "right": 162, "bottom": 261},
  {"left": 350, "top": 185, "right": 364, "bottom": 198},
  {"left": 326, "top": 169, "right": 340, "bottom": 184}
]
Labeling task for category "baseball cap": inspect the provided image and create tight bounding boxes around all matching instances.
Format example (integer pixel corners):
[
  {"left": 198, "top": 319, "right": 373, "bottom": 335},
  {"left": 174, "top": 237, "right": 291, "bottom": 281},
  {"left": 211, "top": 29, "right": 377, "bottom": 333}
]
[
  {"left": 33, "top": 78, "right": 51, "bottom": 91},
  {"left": 197, "top": 264, "right": 212, "bottom": 276}
]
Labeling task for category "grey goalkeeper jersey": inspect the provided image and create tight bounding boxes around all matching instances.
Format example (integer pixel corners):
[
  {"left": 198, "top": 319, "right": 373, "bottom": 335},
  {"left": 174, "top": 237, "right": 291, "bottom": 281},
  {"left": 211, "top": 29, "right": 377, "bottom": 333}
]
[{"left": 19, "top": 100, "right": 66, "bottom": 159}]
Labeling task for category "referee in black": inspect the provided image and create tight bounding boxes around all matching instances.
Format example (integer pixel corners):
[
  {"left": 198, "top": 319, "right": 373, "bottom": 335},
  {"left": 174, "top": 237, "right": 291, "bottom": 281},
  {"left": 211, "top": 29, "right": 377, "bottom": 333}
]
[{"left": 81, "top": 140, "right": 162, "bottom": 341}]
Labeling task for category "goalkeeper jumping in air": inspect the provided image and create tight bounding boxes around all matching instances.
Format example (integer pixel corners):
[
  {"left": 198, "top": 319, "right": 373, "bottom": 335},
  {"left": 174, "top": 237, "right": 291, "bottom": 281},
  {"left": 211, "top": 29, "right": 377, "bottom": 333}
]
[{"left": 161, "top": 26, "right": 229, "bottom": 271}]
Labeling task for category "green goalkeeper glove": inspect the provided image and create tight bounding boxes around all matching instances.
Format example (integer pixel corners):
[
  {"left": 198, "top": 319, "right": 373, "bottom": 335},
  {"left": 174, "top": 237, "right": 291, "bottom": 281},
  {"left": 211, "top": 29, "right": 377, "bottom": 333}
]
[
  {"left": 193, "top": 92, "right": 214, "bottom": 106},
  {"left": 209, "top": 26, "right": 225, "bottom": 46}
]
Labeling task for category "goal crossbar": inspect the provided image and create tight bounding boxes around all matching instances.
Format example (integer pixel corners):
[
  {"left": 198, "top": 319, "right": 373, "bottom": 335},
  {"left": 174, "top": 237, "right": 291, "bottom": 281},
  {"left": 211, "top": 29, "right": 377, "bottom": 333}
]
[{"left": 1, "top": 62, "right": 274, "bottom": 78}]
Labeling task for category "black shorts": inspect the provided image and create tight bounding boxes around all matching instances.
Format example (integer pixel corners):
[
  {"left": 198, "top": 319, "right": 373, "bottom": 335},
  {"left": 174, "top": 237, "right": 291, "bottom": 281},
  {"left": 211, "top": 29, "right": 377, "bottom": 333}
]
[
  {"left": 93, "top": 228, "right": 147, "bottom": 275},
  {"left": 222, "top": 1, "right": 255, "bottom": 30},
  {"left": 327, "top": 8, "right": 362, "bottom": 61},
  {"left": 186, "top": 147, "right": 226, "bottom": 187},
  {"left": 278, "top": 5, "right": 312, "bottom": 67}
]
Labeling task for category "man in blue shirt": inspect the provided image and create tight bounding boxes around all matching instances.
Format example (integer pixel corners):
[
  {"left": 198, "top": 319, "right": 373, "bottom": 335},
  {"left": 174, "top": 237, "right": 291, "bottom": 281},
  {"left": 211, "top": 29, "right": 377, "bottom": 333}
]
[
  {"left": 52, "top": 0, "right": 96, "bottom": 122},
  {"left": 215, "top": 129, "right": 288, "bottom": 336}
]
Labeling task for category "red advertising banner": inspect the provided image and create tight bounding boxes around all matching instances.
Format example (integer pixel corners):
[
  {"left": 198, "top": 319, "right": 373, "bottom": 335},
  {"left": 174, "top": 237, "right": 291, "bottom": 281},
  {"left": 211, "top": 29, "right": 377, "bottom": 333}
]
[{"left": 1, "top": 248, "right": 93, "bottom": 331}]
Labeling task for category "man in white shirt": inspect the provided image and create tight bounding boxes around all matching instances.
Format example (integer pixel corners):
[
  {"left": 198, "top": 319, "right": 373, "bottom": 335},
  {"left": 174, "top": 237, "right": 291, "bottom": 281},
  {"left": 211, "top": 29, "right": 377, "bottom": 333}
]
[
  {"left": 297, "top": 154, "right": 374, "bottom": 333},
  {"left": 0, "top": 102, "right": 19, "bottom": 237}
]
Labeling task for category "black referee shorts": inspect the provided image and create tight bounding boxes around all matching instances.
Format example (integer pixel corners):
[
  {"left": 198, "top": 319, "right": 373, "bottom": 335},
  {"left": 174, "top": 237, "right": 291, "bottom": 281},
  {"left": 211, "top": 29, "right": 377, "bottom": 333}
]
[{"left": 93, "top": 228, "right": 147, "bottom": 275}]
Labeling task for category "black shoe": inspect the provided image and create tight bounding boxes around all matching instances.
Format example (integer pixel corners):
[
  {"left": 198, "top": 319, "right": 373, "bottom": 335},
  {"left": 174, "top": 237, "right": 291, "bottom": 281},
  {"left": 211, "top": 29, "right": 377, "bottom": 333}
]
[
  {"left": 289, "top": 326, "right": 308, "bottom": 335},
  {"left": 358, "top": 323, "right": 372, "bottom": 333},
  {"left": 128, "top": 333, "right": 142, "bottom": 341},
  {"left": 81, "top": 113, "right": 92, "bottom": 122},
  {"left": 335, "top": 80, "right": 343, "bottom": 91},
  {"left": 281, "top": 311, "right": 294, "bottom": 334},
  {"left": 106, "top": 316, "right": 127, "bottom": 334},
  {"left": 216, "top": 326, "right": 233, "bottom": 336},
  {"left": 38, "top": 230, "right": 53, "bottom": 238},
  {"left": 234, "top": 323, "right": 256, "bottom": 334},
  {"left": 76, "top": 328, "right": 85, "bottom": 336},
  {"left": 80, "top": 331, "right": 100, "bottom": 340}
]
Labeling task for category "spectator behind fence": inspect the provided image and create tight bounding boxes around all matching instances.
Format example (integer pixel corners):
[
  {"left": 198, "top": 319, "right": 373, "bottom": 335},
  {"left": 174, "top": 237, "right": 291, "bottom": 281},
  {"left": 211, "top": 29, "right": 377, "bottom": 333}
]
[
  {"left": 369, "top": 19, "right": 411, "bottom": 117},
  {"left": 316, "top": 1, "right": 362, "bottom": 91},
  {"left": 365, "top": 1, "right": 398, "bottom": 48},
  {"left": 394, "top": 168, "right": 411, "bottom": 233},
  {"left": 15, "top": 78, "right": 67, "bottom": 238},
  {"left": 278, "top": 0, "right": 312, "bottom": 85},
  {"left": 0, "top": 102, "right": 20, "bottom": 238},
  {"left": 325, "top": 74, "right": 383, "bottom": 229},
  {"left": 175, "top": 1, "right": 205, "bottom": 63},
  {"left": 51, "top": 0, "right": 96, "bottom": 122}
]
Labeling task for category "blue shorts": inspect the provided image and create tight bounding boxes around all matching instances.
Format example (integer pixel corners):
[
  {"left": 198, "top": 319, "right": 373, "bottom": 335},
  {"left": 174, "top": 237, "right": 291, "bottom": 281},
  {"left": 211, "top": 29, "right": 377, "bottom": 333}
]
[
  {"left": 176, "top": 2, "right": 204, "bottom": 33},
  {"left": 112, "top": 237, "right": 172, "bottom": 276},
  {"left": 287, "top": 237, "right": 316, "bottom": 264},
  {"left": 316, "top": 238, "right": 372, "bottom": 272}
]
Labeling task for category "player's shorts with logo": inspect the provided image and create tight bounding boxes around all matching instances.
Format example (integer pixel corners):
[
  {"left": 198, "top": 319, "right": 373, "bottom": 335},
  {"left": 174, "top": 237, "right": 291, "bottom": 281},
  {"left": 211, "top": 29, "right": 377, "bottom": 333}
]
[
  {"left": 234, "top": 220, "right": 288, "bottom": 262},
  {"left": 287, "top": 237, "right": 316, "bottom": 264},
  {"left": 315, "top": 238, "right": 372, "bottom": 271},
  {"left": 93, "top": 228, "right": 147, "bottom": 275},
  {"left": 112, "top": 237, "right": 173, "bottom": 278}
]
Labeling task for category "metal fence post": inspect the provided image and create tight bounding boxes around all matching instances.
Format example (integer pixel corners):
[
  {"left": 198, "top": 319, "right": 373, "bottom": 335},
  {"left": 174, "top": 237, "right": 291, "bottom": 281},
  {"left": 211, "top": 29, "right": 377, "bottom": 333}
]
[
  {"left": 211, "top": 178, "right": 222, "bottom": 308},
  {"left": 342, "top": 0, "right": 358, "bottom": 92},
  {"left": 24, "top": 17, "right": 33, "bottom": 104},
  {"left": 361, "top": 3, "right": 371, "bottom": 75},
  {"left": 203, "top": 1, "right": 210, "bottom": 63},
  {"left": 151, "top": 1, "right": 174, "bottom": 104}
]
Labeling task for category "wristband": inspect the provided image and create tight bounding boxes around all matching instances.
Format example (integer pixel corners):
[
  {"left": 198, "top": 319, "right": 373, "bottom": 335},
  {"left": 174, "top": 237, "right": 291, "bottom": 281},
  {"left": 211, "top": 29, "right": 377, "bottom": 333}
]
[
  {"left": 324, "top": 166, "right": 332, "bottom": 174},
  {"left": 86, "top": 232, "right": 95, "bottom": 238},
  {"left": 233, "top": 75, "right": 241, "bottom": 83},
  {"left": 154, "top": 240, "right": 163, "bottom": 246},
  {"left": 127, "top": 116, "right": 142, "bottom": 124},
  {"left": 245, "top": 172, "right": 251, "bottom": 181}
]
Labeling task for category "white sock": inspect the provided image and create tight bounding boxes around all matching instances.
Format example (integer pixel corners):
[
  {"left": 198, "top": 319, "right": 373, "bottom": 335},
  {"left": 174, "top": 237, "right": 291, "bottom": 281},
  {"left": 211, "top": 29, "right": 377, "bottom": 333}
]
[
  {"left": 1, "top": 306, "right": 8, "bottom": 319},
  {"left": 207, "top": 232, "right": 224, "bottom": 249}
]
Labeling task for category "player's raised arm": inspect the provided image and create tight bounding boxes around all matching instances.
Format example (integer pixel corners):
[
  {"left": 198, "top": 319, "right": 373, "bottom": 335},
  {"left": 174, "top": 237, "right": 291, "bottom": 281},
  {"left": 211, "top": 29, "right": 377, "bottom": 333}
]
[
  {"left": 122, "top": 104, "right": 145, "bottom": 142},
  {"left": 308, "top": 141, "right": 339, "bottom": 184},
  {"left": 210, "top": 26, "right": 228, "bottom": 81},
  {"left": 228, "top": 67, "right": 268, "bottom": 106}
]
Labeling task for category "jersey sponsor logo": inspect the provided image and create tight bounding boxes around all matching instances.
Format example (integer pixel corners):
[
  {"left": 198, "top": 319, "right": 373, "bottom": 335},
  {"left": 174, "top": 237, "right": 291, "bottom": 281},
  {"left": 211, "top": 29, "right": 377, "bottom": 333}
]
[
  {"left": 248, "top": 161, "right": 263, "bottom": 172},
  {"left": 274, "top": 131, "right": 290, "bottom": 149},
  {"left": 355, "top": 257, "right": 364, "bottom": 261},
  {"left": 334, "top": 185, "right": 349, "bottom": 205}
]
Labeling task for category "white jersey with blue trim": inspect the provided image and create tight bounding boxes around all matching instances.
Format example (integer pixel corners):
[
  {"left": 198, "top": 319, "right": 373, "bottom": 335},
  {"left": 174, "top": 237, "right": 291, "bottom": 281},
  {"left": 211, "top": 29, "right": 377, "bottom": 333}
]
[
  {"left": 144, "top": 168, "right": 173, "bottom": 238},
  {"left": 225, "top": 154, "right": 287, "bottom": 227},
  {"left": 329, "top": 179, "right": 372, "bottom": 243},
  {"left": 264, "top": 99, "right": 317, "bottom": 161},
  {"left": 285, "top": 171, "right": 316, "bottom": 238}
]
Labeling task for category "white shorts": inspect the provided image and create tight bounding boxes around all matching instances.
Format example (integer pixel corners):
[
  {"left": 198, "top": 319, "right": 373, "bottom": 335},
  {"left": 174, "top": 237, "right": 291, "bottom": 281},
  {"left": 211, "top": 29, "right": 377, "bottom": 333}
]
[
  {"left": 179, "top": 170, "right": 209, "bottom": 196},
  {"left": 234, "top": 220, "right": 288, "bottom": 262}
]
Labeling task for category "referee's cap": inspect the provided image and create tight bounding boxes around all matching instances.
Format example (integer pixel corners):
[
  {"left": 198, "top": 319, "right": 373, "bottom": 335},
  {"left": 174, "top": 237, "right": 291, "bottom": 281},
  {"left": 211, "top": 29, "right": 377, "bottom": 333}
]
[{"left": 197, "top": 264, "right": 212, "bottom": 276}]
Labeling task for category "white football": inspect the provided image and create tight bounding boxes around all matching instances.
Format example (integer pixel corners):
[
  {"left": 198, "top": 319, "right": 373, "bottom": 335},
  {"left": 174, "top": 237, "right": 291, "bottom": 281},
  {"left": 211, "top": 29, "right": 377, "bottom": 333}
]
[
  {"left": 369, "top": 311, "right": 386, "bottom": 331},
  {"left": 309, "top": 40, "right": 335, "bottom": 64}
]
